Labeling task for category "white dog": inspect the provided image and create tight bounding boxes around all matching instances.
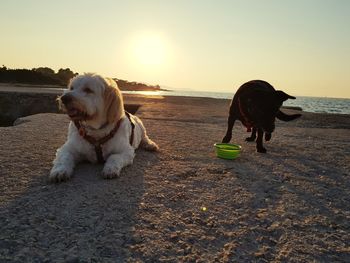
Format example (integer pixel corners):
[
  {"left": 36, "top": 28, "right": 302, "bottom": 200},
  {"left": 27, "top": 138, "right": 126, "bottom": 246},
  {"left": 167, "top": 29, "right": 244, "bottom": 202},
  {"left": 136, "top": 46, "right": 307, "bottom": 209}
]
[{"left": 49, "top": 73, "right": 159, "bottom": 182}]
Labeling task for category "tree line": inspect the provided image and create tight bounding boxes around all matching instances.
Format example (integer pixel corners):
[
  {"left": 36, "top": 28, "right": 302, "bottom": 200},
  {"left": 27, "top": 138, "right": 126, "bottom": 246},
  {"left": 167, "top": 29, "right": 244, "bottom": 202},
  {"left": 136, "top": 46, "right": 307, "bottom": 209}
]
[
  {"left": 0, "top": 66, "right": 163, "bottom": 91},
  {"left": 0, "top": 66, "right": 76, "bottom": 86},
  {"left": 114, "top": 78, "right": 162, "bottom": 91}
]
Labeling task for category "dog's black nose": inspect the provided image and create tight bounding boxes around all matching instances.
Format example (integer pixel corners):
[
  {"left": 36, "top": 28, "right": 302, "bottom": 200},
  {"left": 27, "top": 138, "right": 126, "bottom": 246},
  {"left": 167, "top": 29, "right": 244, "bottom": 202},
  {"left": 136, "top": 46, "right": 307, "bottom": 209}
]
[{"left": 61, "top": 94, "right": 73, "bottom": 104}]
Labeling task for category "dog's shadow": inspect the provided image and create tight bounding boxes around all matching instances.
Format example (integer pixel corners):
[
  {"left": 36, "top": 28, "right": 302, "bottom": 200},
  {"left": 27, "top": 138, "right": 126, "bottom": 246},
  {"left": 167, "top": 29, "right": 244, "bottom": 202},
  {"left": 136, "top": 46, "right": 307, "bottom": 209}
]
[{"left": 0, "top": 149, "right": 158, "bottom": 261}]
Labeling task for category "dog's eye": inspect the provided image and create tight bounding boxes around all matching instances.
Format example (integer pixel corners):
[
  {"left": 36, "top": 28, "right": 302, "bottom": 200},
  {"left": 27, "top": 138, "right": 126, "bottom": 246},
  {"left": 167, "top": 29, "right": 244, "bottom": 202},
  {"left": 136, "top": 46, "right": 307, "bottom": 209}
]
[
  {"left": 83, "top": 87, "right": 94, "bottom": 94},
  {"left": 69, "top": 86, "right": 74, "bottom": 90}
]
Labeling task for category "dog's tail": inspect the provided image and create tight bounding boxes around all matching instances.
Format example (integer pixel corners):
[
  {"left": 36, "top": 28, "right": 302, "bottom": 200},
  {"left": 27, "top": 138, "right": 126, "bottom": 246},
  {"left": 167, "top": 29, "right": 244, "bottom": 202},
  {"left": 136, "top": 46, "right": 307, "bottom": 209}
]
[{"left": 276, "top": 110, "right": 302, "bottom": 122}]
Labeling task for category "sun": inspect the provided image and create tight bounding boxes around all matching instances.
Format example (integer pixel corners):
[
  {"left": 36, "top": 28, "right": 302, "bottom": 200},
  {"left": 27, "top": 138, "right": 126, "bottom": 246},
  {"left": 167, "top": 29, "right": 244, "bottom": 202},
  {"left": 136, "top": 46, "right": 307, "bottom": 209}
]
[{"left": 131, "top": 34, "right": 166, "bottom": 67}]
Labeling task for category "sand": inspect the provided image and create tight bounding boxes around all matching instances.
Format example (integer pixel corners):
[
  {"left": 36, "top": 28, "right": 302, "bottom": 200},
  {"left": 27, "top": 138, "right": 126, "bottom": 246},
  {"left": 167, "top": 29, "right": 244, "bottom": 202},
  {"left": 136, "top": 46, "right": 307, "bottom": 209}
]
[{"left": 0, "top": 95, "right": 349, "bottom": 262}]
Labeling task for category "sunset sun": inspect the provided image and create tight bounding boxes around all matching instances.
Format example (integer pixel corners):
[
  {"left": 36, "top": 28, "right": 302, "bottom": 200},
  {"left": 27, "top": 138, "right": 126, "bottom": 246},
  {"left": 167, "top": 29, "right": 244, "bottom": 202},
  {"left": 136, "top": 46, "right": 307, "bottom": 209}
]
[{"left": 131, "top": 34, "right": 167, "bottom": 67}]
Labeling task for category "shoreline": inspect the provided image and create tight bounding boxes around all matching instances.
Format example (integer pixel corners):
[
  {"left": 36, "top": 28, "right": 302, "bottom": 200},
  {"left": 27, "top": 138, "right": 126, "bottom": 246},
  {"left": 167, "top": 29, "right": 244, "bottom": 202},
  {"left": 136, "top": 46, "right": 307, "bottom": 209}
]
[
  {"left": 123, "top": 94, "right": 350, "bottom": 123},
  {"left": 1, "top": 90, "right": 349, "bottom": 128},
  {"left": 1, "top": 84, "right": 349, "bottom": 115}
]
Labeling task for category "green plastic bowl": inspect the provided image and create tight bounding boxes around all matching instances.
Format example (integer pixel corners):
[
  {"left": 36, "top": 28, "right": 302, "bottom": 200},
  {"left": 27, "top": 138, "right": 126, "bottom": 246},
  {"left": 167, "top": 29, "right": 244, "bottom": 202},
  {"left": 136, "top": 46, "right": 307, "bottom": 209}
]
[{"left": 214, "top": 143, "right": 241, "bottom": 160}]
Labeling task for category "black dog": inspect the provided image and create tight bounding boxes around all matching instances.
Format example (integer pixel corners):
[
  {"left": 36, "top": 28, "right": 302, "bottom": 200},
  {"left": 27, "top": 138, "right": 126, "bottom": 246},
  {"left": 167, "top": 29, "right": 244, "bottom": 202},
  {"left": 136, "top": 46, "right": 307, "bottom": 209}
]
[{"left": 222, "top": 80, "right": 301, "bottom": 153}]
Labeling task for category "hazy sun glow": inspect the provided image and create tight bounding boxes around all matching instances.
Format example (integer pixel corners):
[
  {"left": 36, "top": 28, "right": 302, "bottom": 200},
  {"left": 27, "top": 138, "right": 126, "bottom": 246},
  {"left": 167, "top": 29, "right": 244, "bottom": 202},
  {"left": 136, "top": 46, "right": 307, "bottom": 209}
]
[{"left": 131, "top": 34, "right": 166, "bottom": 67}]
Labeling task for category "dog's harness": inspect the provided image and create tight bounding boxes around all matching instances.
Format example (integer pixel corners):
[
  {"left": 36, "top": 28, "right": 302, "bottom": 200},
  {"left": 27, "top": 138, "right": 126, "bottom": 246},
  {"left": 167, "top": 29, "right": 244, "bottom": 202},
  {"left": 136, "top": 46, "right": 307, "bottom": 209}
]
[
  {"left": 238, "top": 98, "right": 253, "bottom": 132},
  {"left": 74, "top": 111, "right": 135, "bottom": 163}
]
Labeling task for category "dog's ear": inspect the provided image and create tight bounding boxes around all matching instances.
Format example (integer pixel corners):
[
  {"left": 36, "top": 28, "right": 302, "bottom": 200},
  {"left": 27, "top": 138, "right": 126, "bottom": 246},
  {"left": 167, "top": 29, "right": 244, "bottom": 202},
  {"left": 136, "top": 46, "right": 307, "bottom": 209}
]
[
  {"left": 104, "top": 79, "right": 124, "bottom": 124},
  {"left": 275, "top": 90, "right": 296, "bottom": 102}
]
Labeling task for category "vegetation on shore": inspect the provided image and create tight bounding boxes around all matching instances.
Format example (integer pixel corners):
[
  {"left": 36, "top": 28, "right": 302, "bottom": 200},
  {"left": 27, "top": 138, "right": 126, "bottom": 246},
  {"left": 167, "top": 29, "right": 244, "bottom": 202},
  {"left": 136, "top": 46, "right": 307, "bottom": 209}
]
[{"left": 0, "top": 66, "right": 164, "bottom": 91}]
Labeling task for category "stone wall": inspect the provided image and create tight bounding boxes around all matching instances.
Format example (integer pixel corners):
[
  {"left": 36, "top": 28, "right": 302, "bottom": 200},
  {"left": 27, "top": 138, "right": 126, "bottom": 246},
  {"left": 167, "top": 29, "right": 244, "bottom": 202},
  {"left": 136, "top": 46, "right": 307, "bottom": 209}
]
[
  {"left": 0, "top": 91, "right": 59, "bottom": 126},
  {"left": 0, "top": 91, "right": 141, "bottom": 126}
]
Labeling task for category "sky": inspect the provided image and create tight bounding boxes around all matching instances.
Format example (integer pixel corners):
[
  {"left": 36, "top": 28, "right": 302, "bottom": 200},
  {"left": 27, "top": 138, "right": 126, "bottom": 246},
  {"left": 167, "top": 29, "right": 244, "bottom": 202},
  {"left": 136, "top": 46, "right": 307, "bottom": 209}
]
[{"left": 1, "top": 0, "right": 349, "bottom": 98}]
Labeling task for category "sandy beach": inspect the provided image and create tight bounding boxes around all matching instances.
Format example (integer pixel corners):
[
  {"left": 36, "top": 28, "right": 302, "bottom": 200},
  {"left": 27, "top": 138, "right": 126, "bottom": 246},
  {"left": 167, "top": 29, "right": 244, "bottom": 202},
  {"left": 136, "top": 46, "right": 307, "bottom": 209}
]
[{"left": 0, "top": 94, "right": 349, "bottom": 262}]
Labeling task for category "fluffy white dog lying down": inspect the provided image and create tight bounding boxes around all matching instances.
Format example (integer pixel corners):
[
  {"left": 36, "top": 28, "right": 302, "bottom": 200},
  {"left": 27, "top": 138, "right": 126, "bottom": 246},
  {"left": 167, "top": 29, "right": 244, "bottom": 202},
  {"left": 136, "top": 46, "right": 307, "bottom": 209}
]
[{"left": 49, "top": 73, "right": 159, "bottom": 182}]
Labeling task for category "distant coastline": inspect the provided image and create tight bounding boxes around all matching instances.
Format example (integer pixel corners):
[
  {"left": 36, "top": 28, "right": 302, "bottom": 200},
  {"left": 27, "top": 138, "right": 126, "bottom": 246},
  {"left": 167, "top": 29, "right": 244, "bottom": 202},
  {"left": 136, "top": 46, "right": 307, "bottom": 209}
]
[
  {"left": 1, "top": 66, "right": 348, "bottom": 114},
  {"left": 0, "top": 66, "right": 165, "bottom": 92},
  {"left": 123, "top": 90, "right": 350, "bottom": 115},
  {"left": 113, "top": 79, "right": 167, "bottom": 92},
  {"left": 0, "top": 82, "right": 168, "bottom": 92}
]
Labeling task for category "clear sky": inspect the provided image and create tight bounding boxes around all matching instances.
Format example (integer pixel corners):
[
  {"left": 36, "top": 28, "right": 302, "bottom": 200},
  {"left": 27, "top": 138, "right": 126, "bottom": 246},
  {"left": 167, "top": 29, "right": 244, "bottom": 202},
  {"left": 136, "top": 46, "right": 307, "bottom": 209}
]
[{"left": 1, "top": 0, "right": 349, "bottom": 98}]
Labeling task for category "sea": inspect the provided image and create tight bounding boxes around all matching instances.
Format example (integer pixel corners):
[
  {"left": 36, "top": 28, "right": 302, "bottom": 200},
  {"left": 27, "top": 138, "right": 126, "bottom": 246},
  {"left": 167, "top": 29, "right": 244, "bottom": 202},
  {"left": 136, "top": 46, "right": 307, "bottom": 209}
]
[{"left": 123, "top": 90, "right": 350, "bottom": 115}]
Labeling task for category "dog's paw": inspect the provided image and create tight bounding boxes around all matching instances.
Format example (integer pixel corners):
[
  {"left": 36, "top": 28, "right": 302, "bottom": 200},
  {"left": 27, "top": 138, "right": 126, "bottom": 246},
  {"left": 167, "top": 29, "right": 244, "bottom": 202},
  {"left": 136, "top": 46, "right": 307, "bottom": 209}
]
[
  {"left": 101, "top": 171, "right": 119, "bottom": 179},
  {"left": 245, "top": 137, "right": 256, "bottom": 142},
  {"left": 101, "top": 166, "right": 122, "bottom": 179},
  {"left": 49, "top": 168, "right": 71, "bottom": 183},
  {"left": 265, "top": 133, "right": 272, "bottom": 141},
  {"left": 257, "top": 147, "right": 267, "bottom": 153},
  {"left": 222, "top": 135, "right": 231, "bottom": 143}
]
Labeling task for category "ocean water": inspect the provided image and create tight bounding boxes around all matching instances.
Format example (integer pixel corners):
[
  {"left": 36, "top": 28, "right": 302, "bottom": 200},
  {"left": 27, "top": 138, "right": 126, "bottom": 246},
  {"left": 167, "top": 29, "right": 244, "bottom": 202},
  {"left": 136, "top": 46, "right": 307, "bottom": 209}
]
[{"left": 123, "top": 90, "right": 350, "bottom": 115}]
